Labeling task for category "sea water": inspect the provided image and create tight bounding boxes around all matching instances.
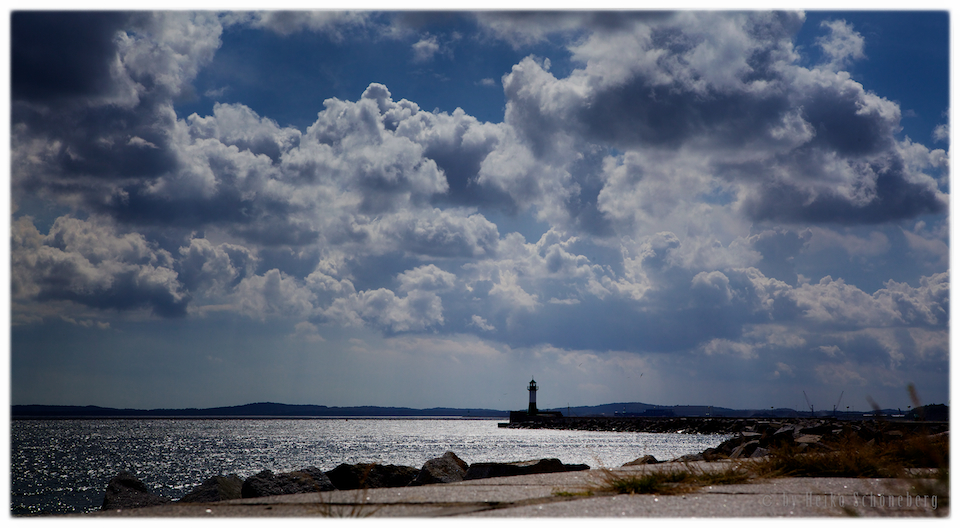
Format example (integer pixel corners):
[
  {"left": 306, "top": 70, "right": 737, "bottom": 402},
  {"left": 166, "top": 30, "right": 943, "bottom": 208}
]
[{"left": 10, "top": 418, "right": 730, "bottom": 515}]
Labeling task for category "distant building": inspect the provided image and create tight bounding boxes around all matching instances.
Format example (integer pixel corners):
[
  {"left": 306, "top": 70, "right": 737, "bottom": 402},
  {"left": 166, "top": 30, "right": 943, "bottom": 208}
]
[
  {"left": 507, "top": 378, "right": 563, "bottom": 423},
  {"left": 528, "top": 378, "right": 538, "bottom": 414}
]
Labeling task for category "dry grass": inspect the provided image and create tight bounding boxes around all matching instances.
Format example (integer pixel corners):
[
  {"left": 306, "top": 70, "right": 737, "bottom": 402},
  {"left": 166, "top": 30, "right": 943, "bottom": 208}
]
[
  {"left": 581, "top": 426, "right": 948, "bottom": 506},
  {"left": 586, "top": 463, "right": 751, "bottom": 496},
  {"left": 745, "top": 430, "right": 949, "bottom": 480}
]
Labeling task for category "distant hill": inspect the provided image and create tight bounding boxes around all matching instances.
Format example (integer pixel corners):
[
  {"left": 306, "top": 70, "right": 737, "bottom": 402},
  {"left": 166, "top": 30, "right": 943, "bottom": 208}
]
[
  {"left": 546, "top": 402, "right": 775, "bottom": 418},
  {"left": 543, "top": 402, "right": 940, "bottom": 419},
  {"left": 11, "top": 402, "right": 509, "bottom": 419}
]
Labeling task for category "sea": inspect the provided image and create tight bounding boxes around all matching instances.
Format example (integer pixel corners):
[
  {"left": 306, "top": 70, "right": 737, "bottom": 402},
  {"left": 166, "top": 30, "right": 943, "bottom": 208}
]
[{"left": 10, "top": 417, "right": 730, "bottom": 516}]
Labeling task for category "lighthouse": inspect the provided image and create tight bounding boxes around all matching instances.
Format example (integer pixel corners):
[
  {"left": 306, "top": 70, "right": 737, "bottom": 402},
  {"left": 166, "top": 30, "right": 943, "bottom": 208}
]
[{"left": 528, "top": 378, "right": 538, "bottom": 415}]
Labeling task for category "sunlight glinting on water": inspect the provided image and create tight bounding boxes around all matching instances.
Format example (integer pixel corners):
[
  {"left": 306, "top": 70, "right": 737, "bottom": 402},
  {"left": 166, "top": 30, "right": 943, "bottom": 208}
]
[{"left": 12, "top": 418, "right": 729, "bottom": 515}]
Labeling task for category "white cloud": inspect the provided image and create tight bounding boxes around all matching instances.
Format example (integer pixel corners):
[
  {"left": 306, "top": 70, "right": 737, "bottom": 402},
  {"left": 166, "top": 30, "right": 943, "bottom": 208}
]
[
  {"left": 932, "top": 123, "right": 949, "bottom": 143},
  {"left": 412, "top": 35, "right": 440, "bottom": 62},
  {"left": 816, "top": 19, "right": 866, "bottom": 72},
  {"left": 325, "top": 288, "right": 445, "bottom": 332},
  {"left": 469, "top": 315, "right": 496, "bottom": 332},
  {"left": 291, "top": 321, "right": 325, "bottom": 343},
  {"left": 233, "top": 269, "right": 316, "bottom": 320},
  {"left": 397, "top": 264, "right": 457, "bottom": 293}
]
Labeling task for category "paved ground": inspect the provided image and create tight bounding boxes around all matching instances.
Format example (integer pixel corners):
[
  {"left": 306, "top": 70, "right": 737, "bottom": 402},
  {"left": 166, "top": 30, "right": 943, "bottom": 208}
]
[{"left": 91, "top": 461, "right": 948, "bottom": 518}]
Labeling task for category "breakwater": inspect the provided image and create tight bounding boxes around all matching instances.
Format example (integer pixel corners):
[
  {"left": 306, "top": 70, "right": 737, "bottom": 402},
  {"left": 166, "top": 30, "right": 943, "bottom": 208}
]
[
  {"left": 502, "top": 416, "right": 948, "bottom": 436},
  {"left": 504, "top": 416, "right": 949, "bottom": 464}
]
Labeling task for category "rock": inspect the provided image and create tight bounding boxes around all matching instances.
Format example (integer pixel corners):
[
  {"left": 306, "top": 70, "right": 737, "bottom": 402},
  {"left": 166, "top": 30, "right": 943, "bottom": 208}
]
[
  {"left": 622, "top": 455, "right": 659, "bottom": 466},
  {"left": 179, "top": 474, "right": 244, "bottom": 503},
  {"left": 714, "top": 434, "right": 752, "bottom": 456},
  {"left": 750, "top": 447, "right": 770, "bottom": 458},
  {"left": 463, "top": 458, "right": 589, "bottom": 480},
  {"left": 729, "top": 440, "right": 760, "bottom": 459},
  {"left": 101, "top": 471, "right": 171, "bottom": 511},
  {"left": 411, "top": 451, "right": 469, "bottom": 486},
  {"left": 325, "top": 463, "right": 420, "bottom": 490},
  {"left": 241, "top": 467, "right": 336, "bottom": 498},
  {"left": 795, "top": 434, "right": 822, "bottom": 444},
  {"left": 772, "top": 425, "right": 796, "bottom": 437}
]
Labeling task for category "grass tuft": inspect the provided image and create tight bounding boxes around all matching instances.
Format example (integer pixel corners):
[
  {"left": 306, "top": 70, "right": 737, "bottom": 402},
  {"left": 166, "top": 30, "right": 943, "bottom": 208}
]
[{"left": 590, "top": 463, "right": 750, "bottom": 496}]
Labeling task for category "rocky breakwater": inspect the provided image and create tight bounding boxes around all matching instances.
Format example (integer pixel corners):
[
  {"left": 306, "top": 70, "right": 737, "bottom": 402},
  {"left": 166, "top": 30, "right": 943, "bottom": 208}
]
[
  {"left": 507, "top": 416, "right": 948, "bottom": 437},
  {"left": 618, "top": 418, "right": 949, "bottom": 464},
  {"left": 98, "top": 451, "right": 590, "bottom": 512}
]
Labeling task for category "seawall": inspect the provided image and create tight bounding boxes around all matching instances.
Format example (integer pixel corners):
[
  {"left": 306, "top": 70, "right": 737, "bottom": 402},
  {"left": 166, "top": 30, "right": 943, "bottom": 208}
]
[{"left": 501, "top": 416, "right": 948, "bottom": 436}]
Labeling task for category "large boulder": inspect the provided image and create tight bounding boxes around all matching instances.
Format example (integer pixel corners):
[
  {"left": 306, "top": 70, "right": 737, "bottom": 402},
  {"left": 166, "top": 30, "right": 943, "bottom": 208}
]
[
  {"left": 101, "top": 471, "right": 171, "bottom": 511},
  {"left": 464, "top": 459, "right": 589, "bottom": 480},
  {"left": 325, "top": 463, "right": 420, "bottom": 490},
  {"left": 241, "top": 467, "right": 336, "bottom": 498},
  {"left": 179, "top": 474, "right": 244, "bottom": 503},
  {"left": 411, "top": 451, "right": 469, "bottom": 486}
]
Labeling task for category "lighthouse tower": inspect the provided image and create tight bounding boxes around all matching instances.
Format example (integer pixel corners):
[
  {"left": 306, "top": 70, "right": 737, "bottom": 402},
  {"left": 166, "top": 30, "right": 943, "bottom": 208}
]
[{"left": 528, "top": 378, "right": 538, "bottom": 415}]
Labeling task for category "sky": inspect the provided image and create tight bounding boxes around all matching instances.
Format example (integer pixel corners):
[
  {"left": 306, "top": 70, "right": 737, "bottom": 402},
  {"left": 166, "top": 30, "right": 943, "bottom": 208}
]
[{"left": 6, "top": 9, "right": 952, "bottom": 413}]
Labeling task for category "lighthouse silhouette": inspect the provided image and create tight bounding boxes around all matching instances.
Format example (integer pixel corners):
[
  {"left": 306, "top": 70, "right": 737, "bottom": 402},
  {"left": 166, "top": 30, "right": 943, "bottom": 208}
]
[{"left": 528, "top": 378, "right": 538, "bottom": 415}]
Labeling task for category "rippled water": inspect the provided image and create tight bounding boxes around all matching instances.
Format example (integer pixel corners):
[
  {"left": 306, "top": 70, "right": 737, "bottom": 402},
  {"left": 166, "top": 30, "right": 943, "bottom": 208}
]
[{"left": 11, "top": 418, "right": 729, "bottom": 515}]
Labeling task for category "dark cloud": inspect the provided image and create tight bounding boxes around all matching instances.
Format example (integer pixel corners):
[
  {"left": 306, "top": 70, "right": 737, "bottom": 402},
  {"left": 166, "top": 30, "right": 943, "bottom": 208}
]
[
  {"left": 580, "top": 82, "right": 791, "bottom": 151},
  {"left": 11, "top": 216, "right": 190, "bottom": 318},
  {"left": 802, "top": 85, "right": 895, "bottom": 156},
  {"left": 99, "top": 183, "right": 255, "bottom": 228},
  {"left": 11, "top": 11, "right": 130, "bottom": 102},
  {"left": 748, "top": 228, "right": 811, "bottom": 285},
  {"left": 743, "top": 153, "right": 947, "bottom": 224}
]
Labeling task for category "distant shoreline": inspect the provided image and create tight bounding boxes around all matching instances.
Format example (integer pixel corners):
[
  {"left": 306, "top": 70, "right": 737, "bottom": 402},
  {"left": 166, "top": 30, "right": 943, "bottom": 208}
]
[
  {"left": 12, "top": 415, "right": 503, "bottom": 420},
  {"left": 10, "top": 403, "right": 510, "bottom": 419}
]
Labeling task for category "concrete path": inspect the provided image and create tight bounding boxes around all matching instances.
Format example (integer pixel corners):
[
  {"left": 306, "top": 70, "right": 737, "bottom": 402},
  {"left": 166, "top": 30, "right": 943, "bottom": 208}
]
[{"left": 91, "top": 461, "right": 948, "bottom": 518}]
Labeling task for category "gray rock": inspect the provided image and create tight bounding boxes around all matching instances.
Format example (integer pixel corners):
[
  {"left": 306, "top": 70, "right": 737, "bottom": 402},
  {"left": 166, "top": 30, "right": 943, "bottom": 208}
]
[
  {"left": 750, "top": 447, "right": 770, "bottom": 458},
  {"left": 101, "top": 471, "right": 171, "bottom": 511},
  {"left": 325, "top": 463, "right": 420, "bottom": 490},
  {"left": 729, "top": 440, "right": 761, "bottom": 458},
  {"left": 241, "top": 467, "right": 336, "bottom": 498},
  {"left": 713, "top": 435, "right": 748, "bottom": 456},
  {"left": 622, "top": 455, "right": 658, "bottom": 466},
  {"left": 179, "top": 474, "right": 244, "bottom": 503},
  {"left": 411, "top": 451, "right": 468, "bottom": 486},
  {"left": 464, "top": 458, "right": 589, "bottom": 480}
]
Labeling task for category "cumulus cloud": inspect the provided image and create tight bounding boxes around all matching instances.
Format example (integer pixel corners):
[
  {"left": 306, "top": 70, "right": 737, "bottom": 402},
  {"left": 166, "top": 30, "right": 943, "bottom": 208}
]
[
  {"left": 475, "top": 11, "right": 947, "bottom": 233},
  {"left": 11, "top": 216, "right": 189, "bottom": 317},
  {"left": 9, "top": 11, "right": 949, "bottom": 408},
  {"left": 397, "top": 264, "right": 457, "bottom": 292},
  {"left": 324, "top": 288, "right": 445, "bottom": 333}
]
